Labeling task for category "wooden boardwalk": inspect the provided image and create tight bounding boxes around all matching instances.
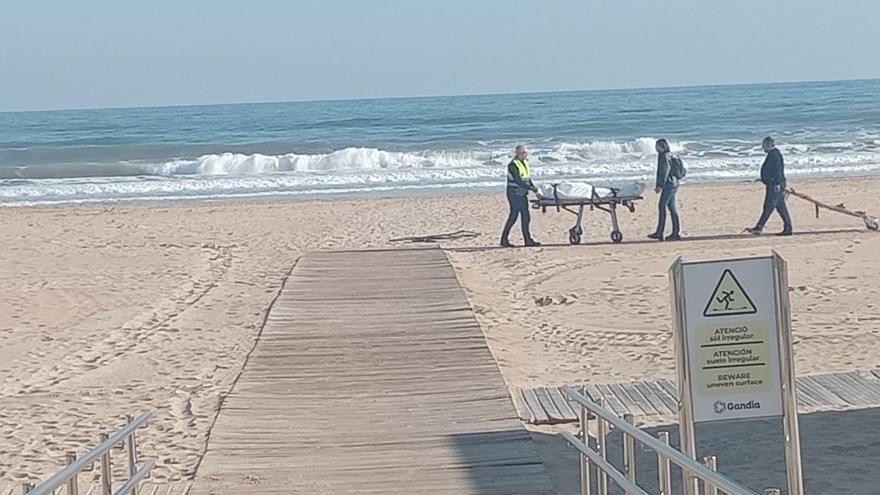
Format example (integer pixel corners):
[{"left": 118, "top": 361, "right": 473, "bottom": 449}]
[
  {"left": 512, "top": 369, "right": 880, "bottom": 425},
  {"left": 190, "top": 248, "right": 555, "bottom": 495}
]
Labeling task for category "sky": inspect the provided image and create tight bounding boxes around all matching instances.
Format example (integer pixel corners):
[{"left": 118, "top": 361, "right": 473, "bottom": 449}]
[{"left": 1, "top": 0, "right": 878, "bottom": 111}]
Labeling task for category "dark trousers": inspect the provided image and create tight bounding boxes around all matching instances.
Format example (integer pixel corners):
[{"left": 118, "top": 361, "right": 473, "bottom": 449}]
[
  {"left": 501, "top": 191, "right": 532, "bottom": 243},
  {"left": 756, "top": 184, "right": 793, "bottom": 232},
  {"left": 654, "top": 186, "right": 680, "bottom": 237}
]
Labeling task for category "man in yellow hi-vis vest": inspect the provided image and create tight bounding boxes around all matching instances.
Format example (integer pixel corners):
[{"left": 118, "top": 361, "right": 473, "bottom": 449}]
[{"left": 501, "top": 145, "right": 541, "bottom": 247}]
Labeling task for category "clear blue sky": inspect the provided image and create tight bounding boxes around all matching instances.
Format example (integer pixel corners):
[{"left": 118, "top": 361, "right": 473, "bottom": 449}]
[{"left": 1, "top": 0, "right": 878, "bottom": 111}]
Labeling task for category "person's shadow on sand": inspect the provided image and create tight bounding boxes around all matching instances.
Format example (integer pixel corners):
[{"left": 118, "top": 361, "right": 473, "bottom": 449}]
[{"left": 448, "top": 228, "right": 866, "bottom": 252}]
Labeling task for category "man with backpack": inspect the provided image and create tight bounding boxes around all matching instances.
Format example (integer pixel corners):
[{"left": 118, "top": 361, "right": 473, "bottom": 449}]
[{"left": 648, "top": 138, "right": 683, "bottom": 241}]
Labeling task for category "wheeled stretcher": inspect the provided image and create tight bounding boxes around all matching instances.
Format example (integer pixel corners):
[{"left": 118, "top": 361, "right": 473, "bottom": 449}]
[{"left": 531, "top": 182, "right": 646, "bottom": 244}]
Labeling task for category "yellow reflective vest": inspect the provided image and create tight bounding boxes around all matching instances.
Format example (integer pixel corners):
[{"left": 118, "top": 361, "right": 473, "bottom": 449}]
[{"left": 507, "top": 158, "right": 532, "bottom": 194}]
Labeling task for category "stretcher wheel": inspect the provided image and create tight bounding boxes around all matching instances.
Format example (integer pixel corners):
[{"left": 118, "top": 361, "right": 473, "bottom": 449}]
[
  {"left": 569, "top": 227, "right": 582, "bottom": 245},
  {"left": 611, "top": 230, "right": 623, "bottom": 243}
]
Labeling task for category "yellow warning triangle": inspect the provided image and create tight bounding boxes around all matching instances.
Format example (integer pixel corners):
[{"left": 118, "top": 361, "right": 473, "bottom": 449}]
[{"left": 703, "top": 269, "right": 757, "bottom": 317}]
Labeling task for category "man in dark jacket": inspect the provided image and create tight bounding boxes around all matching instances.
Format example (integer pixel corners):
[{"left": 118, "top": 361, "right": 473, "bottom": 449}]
[
  {"left": 500, "top": 145, "right": 541, "bottom": 247},
  {"left": 747, "top": 136, "right": 793, "bottom": 236}
]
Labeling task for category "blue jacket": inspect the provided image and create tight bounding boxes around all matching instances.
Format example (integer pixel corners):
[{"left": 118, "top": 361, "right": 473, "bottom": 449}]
[{"left": 655, "top": 152, "right": 679, "bottom": 189}]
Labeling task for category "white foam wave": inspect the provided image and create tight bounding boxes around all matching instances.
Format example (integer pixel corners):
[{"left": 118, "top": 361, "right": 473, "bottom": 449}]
[
  {"left": 3, "top": 137, "right": 880, "bottom": 206},
  {"left": 154, "top": 148, "right": 495, "bottom": 176},
  {"left": 6, "top": 136, "right": 877, "bottom": 181},
  {"left": 3, "top": 151, "right": 880, "bottom": 206},
  {"left": 150, "top": 139, "right": 686, "bottom": 177}
]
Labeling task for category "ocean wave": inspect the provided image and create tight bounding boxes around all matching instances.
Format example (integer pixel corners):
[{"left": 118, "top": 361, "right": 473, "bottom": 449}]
[
  {"left": 2, "top": 137, "right": 880, "bottom": 205},
  {"left": 0, "top": 138, "right": 691, "bottom": 180},
  {"left": 2, "top": 151, "right": 880, "bottom": 206},
  {"left": 158, "top": 148, "right": 497, "bottom": 175}
]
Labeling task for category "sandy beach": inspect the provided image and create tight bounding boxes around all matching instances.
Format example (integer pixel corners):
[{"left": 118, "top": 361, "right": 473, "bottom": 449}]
[{"left": 2, "top": 176, "right": 879, "bottom": 487}]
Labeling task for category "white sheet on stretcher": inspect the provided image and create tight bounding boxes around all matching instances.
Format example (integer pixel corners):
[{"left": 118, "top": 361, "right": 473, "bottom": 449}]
[{"left": 537, "top": 181, "right": 646, "bottom": 202}]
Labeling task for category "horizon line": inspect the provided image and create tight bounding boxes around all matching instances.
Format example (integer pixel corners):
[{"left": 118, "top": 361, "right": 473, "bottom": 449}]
[{"left": 3, "top": 76, "right": 878, "bottom": 115}]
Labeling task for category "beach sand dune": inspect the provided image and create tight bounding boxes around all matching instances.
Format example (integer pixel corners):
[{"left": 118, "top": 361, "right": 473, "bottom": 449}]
[{"left": 1, "top": 177, "right": 879, "bottom": 485}]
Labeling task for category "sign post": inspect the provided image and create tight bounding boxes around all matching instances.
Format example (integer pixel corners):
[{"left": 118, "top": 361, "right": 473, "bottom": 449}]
[
  {"left": 669, "top": 253, "right": 803, "bottom": 495},
  {"left": 772, "top": 254, "right": 804, "bottom": 495}
]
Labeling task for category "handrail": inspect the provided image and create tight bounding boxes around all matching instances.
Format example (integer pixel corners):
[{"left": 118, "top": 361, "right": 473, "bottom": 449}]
[
  {"left": 561, "top": 432, "right": 649, "bottom": 495},
  {"left": 562, "top": 386, "right": 760, "bottom": 495},
  {"left": 26, "top": 410, "right": 153, "bottom": 495},
  {"left": 112, "top": 459, "right": 155, "bottom": 495}
]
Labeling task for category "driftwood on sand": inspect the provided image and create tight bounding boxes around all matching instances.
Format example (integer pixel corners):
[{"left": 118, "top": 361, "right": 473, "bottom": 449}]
[{"left": 389, "top": 230, "right": 480, "bottom": 243}]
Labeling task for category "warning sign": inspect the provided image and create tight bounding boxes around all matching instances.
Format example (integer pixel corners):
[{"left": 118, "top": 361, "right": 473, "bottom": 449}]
[
  {"left": 678, "top": 257, "right": 784, "bottom": 422},
  {"left": 703, "top": 269, "right": 757, "bottom": 317},
  {"left": 672, "top": 253, "right": 802, "bottom": 489}
]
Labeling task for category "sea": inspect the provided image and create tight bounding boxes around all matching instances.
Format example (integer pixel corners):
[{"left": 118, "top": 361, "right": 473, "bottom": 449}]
[{"left": 1, "top": 78, "right": 878, "bottom": 206}]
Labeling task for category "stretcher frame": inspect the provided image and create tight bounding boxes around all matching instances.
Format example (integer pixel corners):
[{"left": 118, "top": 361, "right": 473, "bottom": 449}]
[
  {"left": 531, "top": 184, "right": 643, "bottom": 244},
  {"left": 786, "top": 187, "right": 879, "bottom": 231}
]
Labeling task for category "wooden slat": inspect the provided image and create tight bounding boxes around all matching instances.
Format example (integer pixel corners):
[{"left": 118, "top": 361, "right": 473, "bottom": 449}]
[
  {"left": 857, "top": 369, "right": 880, "bottom": 384},
  {"left": 836, "top": 372, "right": 880, "bottom": 404},
  {"left": 632, "top": 381, "right": 674, "bottom": 416},
  {"left": 810, "top": 373, "right": 862, "bottom": 406},
  {"left": 594, "top": 383, "right": 629, "bottom": 416},
  {"left": 509, "top": 387, "right": 536, "bottom": 424},
  {"left": 535, "top": 387, "right": 566, "bottom": 424},
  {"left": 620, "top": 382, "right": 661, "bottom": 416},
  {"left": 795, "top": 375, "right": 835, "bottom": 407},
  {"left": 607, "top": 383, "right": 647, "bottom": 416},
  {"left": 189, "top": 248, "right": 554, "bottom": 495},
  {"left": 797, "top": 375, "right": 850, "bottom": 408},
  {"left": 521, "top": 388, "right": 551, "bottom": 425},
  {"left": 793, "top": 379, "right": 825, "bottom": 408},
  {"left": 547, "top": 386, "right": 579, "bottom": 421},
  {"left": 585, "top": 384, "right": 603, "bottom": 403},
  {"left": 657, "top": 379, "right": 680, "bottom": 404},
  {"left": 644, "top": 380, "right": 679, "bottom": 414},
  {"left": 855, "top": 369, "right": 880, "bottom": 402}
]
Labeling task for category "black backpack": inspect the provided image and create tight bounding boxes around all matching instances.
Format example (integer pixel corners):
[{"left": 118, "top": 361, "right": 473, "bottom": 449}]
[{"left": 670, "top": 154, "right": 687, "bottom": 179}]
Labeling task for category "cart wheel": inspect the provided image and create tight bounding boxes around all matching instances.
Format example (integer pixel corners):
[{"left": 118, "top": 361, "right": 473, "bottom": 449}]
[
  {"left": 569, "top": 229, "right": 582, "bottom": 245},
  {"left": 611, "top": 231, "right": 623, "bottom": 243}
]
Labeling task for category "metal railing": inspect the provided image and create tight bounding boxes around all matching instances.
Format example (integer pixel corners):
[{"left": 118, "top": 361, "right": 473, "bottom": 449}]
[
  {"left": 20, "top": 410, "right": 155, "bottom": 495},
  {"left": 561, "top": 386, "right": 783, "bottom": 495}
]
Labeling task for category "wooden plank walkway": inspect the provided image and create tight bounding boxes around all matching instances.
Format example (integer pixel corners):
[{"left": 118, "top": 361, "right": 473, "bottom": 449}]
[
  {"left": 513, "top": 369, "right": 880, "bottom": 425},
  {"left": 190, "top": 248, "right": 555, "bottom": 495}
]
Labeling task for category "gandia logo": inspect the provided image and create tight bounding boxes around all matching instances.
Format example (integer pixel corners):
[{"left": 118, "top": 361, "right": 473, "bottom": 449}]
[{"left": 713, "top": 400, "right": 762, "bottom": 414}]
